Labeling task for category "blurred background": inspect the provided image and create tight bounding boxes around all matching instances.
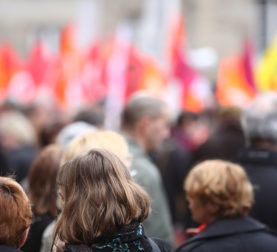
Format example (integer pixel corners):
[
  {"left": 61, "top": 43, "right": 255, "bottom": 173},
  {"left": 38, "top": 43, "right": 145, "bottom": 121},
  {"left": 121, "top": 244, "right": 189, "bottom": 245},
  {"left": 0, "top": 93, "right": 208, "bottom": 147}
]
[
  {"left": 0, "top": 0, "right": 276, "bottom": 123},
  {"left": 0, "top": 1, "right": 277, "bottom": 247}
]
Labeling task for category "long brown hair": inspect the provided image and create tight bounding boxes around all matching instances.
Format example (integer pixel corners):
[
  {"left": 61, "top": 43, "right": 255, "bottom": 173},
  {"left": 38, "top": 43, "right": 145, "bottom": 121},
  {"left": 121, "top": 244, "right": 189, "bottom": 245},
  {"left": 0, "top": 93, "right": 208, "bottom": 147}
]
[{"left": 55, "top": 149, "right": 150, "bottom": 245}]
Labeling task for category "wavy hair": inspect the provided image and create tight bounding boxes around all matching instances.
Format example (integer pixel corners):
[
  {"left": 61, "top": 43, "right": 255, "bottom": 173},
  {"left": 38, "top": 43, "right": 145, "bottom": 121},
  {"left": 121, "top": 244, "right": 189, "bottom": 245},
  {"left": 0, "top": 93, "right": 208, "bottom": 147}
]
[
  {"left": 185, "top": 160, "right": 253, "bottom": 219},
  {"left": 55, "top": 149, "right": 150, "bottom": 245}
]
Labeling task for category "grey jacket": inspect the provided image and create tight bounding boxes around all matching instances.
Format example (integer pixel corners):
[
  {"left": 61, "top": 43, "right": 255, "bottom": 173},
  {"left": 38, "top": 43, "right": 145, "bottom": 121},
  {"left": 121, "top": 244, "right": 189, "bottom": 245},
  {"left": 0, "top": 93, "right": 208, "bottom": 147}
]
[{"left": 128, "top": 139, "right": 173, "bottom": 244}]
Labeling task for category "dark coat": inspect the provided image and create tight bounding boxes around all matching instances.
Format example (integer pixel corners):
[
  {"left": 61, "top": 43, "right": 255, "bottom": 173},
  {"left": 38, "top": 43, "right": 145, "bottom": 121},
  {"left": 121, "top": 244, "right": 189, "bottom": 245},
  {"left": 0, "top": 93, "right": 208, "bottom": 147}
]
[
  {"left": 177, "top": 217, "right": 277, "bottom": 252},
  {"left": 0, "top": 245, "right": 21, "bottom": 252},
  {"left": 238, "top": 148, "right": 277, "bottom": 232},
  {"left": 21, "top": 213, "right": 54, "bottom": 252},
  {"left": 0, "top": 147, "right": 10, "bottom": 176},
  {"left": 6, "top": 145, "right": 37, "bottom": 182},
  {"left": 64, "top": 223, "right": 172, "bottom": 252},
  {"left": 149, "top": 138, "right": 192, "bottom": 224}
]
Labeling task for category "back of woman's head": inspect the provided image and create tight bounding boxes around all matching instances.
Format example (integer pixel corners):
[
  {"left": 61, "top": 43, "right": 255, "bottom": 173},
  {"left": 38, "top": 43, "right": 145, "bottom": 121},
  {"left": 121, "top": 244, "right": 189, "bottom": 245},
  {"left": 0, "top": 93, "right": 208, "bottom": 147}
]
[
  {"left": 56, "top": 149, "right": 150, "bottom": 245},
  {"left": 28, "top": 144, "right": 62, "bottom": 216},
  {"left": 185, "top": 160, "right": 253, "bottom": 219},
  {"left": 0, "top": 177, "right": 32, "bottom": 247}
]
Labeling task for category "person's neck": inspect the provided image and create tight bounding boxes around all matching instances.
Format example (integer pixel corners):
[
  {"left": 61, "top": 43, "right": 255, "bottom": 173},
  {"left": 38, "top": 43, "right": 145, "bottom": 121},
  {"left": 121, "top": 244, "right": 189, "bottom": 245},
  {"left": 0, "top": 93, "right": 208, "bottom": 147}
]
[{"left": 126, "top": 131, "right": 148, "bottom": 152}]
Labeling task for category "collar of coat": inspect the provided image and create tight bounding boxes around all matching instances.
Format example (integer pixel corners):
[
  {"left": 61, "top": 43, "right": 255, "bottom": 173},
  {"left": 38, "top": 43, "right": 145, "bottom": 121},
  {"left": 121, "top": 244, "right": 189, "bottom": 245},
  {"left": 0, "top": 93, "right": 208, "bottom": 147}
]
[
  {"left": 0, "top": 245, "right": 21, "bottom": 252},
  {"left": 237, "top": 148, "right": 277, "bottom": 166},
  {"left": 178, "top": 217, "right": 268, "bottom": 251}
]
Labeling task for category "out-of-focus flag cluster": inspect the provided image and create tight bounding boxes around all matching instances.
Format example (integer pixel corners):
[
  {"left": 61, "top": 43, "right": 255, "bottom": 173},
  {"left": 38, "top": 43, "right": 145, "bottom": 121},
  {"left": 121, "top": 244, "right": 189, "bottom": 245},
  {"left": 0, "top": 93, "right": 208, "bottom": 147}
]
[
  {"left": 0, "top": 20, "right": 276, "bottom": 111},
  {"left": 216, "top": 35, "right": 277, "bottom": 108},
  {"left": 0, "top": 24, "right": 169, "bottom": 110}
]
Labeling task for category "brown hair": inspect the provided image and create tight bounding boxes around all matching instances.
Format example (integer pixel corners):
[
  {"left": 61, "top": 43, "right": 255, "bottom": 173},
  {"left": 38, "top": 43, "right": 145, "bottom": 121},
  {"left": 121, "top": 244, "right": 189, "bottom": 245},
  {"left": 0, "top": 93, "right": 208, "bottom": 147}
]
[
  {"left": 55, "top": 149, "right": 150, "bottom": 245},
  {"left": 185, "top": 160, "right": 254, "bottom": 219},
  {"left": 0, "top": 177, "right": 32, "bottom": 247},
  {"left": 28, "top": 144, "right": 62, "bottom": 216}
]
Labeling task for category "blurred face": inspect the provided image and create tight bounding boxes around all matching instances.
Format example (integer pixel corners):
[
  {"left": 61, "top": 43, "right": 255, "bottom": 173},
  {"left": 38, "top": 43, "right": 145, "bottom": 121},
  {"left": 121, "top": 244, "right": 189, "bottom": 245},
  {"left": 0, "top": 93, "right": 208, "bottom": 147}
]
[{"left": 144, "top": 111, "right": 170, "bottom": 151}]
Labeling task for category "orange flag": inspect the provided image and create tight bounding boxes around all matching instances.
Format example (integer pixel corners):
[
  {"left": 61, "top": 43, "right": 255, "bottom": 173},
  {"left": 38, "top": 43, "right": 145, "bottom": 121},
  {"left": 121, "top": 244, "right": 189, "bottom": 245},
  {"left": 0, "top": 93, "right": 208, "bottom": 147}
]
[
  {"left": 0, "top": 44, "right": 22, "bottom": 98},
  {"left": 139, "top": 57, "right": 167, "bottom": 98},
  {"left": 56, "top": 24, "right": 84, "bottom": 108},
  {"left": 216, "top": 40, "right": 257, "bottom": 108}
]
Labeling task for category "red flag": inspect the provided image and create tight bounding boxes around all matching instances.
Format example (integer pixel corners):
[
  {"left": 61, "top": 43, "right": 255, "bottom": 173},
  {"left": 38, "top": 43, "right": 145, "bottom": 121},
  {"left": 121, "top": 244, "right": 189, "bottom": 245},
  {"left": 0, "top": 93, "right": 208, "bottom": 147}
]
[
  {"left": 125, "top": 47, "right": 144, "bottom": 99},
  {"left": 81, "top": 41, "right": 108, "bottom": 103},
  {"left": 242, "top": 39, "right": 257, "bottom": 92},
  {"left": 26, "top": 41, "right": 52, "bottom": 86},
  {"left": 168, "top": 15, "right": 208, "bottom": 112}
]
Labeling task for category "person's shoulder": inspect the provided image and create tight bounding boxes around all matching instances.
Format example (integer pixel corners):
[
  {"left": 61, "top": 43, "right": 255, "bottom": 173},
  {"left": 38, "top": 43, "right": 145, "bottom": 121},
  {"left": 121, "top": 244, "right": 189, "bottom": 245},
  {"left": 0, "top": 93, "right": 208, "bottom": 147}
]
[
  {"left": 0, "top": 245, "right": 20, "bottom": 252},
  {"left": 150, "top": 238, "right": 173, "bottom": 252},
  {"left": 64, "top": 244, "right": 93, "bottom": 252},
  {"left": 176, "top": 240, "right": 207, "bottom": 252},
  {"left": 253, "top": 229, "right": 277, "bottom": 245},
  {"left": 131, "top": 153, "right": 160, "bottom": 178}
]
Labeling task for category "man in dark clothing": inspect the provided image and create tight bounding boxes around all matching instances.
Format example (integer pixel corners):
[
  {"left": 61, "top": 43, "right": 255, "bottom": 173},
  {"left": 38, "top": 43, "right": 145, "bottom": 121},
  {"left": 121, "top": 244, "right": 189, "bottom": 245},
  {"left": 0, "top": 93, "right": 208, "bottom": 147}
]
[{"left": 238, "top": 92, "right": 277, "bottom": 232}]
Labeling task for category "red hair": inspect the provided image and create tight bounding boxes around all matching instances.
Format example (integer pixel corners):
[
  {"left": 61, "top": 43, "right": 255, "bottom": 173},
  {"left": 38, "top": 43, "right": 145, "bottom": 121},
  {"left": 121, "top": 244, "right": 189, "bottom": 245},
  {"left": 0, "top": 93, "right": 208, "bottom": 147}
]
[{"left": 0, "top": 177, "right": 32, "bottom": 247}]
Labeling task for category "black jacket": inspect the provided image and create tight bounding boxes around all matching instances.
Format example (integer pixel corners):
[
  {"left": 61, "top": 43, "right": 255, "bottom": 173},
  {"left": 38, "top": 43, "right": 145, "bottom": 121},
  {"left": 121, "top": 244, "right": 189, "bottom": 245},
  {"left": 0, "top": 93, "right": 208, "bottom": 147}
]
[
  {"left": 238, "top": 148, "right": 277, "bottom": 232},
  {"left": 6, "top": 145, "right": 37, "bottom": 182},
  {"left": 0, "top": 245, "right": 21, "bottom": 252},
  {"left": 21, "top": 213, "right": 54, "bottom": 252},
  {"left": 177, "top": 217, "right": 277, "bottom": 252}
]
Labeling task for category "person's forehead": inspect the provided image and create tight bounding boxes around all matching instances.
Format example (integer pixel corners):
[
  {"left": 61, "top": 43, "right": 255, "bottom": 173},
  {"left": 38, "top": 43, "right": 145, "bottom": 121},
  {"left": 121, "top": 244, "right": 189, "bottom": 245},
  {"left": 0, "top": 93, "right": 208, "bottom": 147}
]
[{"left": 154, "top": 108, "right": 171, "bottom": 122}]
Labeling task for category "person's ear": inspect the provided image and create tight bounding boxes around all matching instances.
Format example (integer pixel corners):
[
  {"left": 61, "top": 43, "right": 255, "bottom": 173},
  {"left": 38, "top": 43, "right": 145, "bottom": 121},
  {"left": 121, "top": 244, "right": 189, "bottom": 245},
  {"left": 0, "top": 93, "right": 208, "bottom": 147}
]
[{"left": 18, "top": 228, "right": 30, "bottom": 248}]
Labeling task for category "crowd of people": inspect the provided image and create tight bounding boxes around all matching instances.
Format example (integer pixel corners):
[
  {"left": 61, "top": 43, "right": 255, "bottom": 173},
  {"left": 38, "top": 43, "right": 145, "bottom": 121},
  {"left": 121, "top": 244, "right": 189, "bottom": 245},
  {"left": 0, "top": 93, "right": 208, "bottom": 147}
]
[{"left": 1, "top": 91, "right": 277, "bottom": 252}]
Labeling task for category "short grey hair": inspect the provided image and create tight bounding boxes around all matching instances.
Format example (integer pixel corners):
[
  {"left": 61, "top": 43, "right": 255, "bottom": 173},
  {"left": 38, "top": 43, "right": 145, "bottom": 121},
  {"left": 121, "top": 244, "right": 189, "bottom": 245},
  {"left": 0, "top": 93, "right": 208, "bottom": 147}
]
[
  {"left": 241, "top": 92, "right": 277, "bottom": 146},
  {"left": 121, "top": 93, "right": 166, "bottom": 130}
]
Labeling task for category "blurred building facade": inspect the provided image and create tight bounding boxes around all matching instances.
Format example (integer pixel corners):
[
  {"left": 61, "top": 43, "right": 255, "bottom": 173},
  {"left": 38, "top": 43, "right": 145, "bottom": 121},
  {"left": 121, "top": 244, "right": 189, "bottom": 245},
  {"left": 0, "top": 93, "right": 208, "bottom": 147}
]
[{"left": 0, "top": 0, "right": 275, "bottom": 60}]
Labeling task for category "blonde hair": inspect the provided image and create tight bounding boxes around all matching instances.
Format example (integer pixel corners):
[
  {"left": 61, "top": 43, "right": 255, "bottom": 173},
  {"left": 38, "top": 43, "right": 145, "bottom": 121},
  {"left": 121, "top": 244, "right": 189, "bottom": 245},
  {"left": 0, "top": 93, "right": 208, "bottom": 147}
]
[
  {"left": 0, "top": 177, "right": 32, "bottom": 247},
  {"left": 55, "top": 149, "right": 150, "bottom": 245},
  {"left": 61, "top": 130, "right": 131, "bottom": 166},
  {"left": 0, "top": 111, "right": 37, "bottom": 146},
  {"left": 185, "top": 160, "right": 253, "bottom": 218}
]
